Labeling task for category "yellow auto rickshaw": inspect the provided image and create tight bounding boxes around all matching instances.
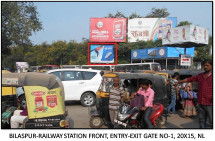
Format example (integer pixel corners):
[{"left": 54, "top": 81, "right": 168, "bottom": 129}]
[{"left": 2, "top": 72, "right": 73, "bottom": 128}]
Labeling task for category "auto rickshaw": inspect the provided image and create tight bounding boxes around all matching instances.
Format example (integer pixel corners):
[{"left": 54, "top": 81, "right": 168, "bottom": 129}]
[
  {"left": 2, "top": 72, "right": 73, "bottom": 128},
  {"left": 89, "top": 72, "right": 169, "bottom": 128},
  {"left": 2, "top": 70, "right": 18, "bottom": 128}
]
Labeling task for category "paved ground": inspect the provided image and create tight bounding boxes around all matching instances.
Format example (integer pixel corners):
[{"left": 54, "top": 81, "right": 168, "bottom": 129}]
[{"left": 65, "top": 101, "right": 199, "bottom": 129}]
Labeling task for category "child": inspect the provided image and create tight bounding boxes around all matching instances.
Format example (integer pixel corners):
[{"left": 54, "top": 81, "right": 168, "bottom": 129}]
[{"left": 183, "top": 83, "right": 197, "bottom": 118}]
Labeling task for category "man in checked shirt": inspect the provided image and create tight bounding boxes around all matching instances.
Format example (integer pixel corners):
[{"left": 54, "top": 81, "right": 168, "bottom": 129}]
[{"left": 175, "top": 59, "right": 212, "bottom": 128}]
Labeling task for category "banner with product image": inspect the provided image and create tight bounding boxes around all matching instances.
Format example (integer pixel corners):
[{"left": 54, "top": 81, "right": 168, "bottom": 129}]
[
  {"left": 90, "top": 18, "right": 127, "bottom": 42},
  {"left": 128, "top": 17, "right": 177, "bottom": 42},
  {"left": 162, "top": 25, "right": 209, "bottom": 46}
]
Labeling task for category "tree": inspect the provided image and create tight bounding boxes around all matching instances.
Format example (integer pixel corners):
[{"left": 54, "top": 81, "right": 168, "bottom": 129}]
[
  {"left": 106, "top": 11, "right": 126, "bottom": 18},
  {"left": 129, "top": 12, "right": 143, "bottom": 19},
  {"left": 177, "top": 21, "right": 192, "bottom": 27},
  {"left": 1, "top": 2, "right": 42, "bottom": 57},
  {"left": 193, "top": 36, "right": 212, "bottom": 62},
  {"left": 145, "top": 8, "right": 170, "bottom": 18}
]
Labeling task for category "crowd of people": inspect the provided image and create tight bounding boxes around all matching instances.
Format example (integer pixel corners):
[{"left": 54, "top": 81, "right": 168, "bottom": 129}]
[
  {"left": 9, "top": 59, "right": 212, "bottom": 129},
  {"left": 108, "top": 59, "right": 212, "bottom": 129}
]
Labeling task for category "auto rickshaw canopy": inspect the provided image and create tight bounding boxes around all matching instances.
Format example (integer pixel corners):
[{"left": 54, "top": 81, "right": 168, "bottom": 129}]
[
  {"left": 2, "top": 72, "right": 65, "bottom": 119},
  {"left": 2, "top": 72, "right": 62, "bottom": 89},
  {"left": 101, "top": 72, "right": 169, "bottom": 105}
]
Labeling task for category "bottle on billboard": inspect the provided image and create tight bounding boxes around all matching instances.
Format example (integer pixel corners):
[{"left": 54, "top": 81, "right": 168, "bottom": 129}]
[{"left": 113, "top": 20, "right": 125, "bottom": 40}]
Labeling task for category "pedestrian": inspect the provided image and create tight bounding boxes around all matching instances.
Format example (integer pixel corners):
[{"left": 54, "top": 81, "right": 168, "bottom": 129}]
[
  {"left": 175, "top": 59, "right": 212, "bottom": 128},
  {"left": 108, "top": 76, "right": 125, "bottom": 127},
  {"left": 167, "top": 72, "right": 180, "bottom": 116},
  {"left": 182, "top": 83, "right": 197, "bottom": 118},
  {"left": 137, "top": 79, "right": 155, "bottom": 128}
]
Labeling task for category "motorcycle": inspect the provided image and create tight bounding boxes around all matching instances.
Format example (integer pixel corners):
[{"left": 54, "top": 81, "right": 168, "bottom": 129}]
[
  {"left": 114, "top": 103, "right": 166, "bottom": 128},
  {"left": 89, "top": 72, "right": 169, "bottom": 128}
]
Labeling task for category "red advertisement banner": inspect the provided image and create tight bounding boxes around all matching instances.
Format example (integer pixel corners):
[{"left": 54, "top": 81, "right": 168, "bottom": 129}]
[{"left": 90, "top": 18, "right": 127, "bottom": 42}]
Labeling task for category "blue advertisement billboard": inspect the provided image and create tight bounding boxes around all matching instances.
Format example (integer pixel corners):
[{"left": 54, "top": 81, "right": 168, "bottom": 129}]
[
  {"left": 90, "top": 44, "right": 115, "bottom": 63},
  {"left": 131, "top": 47, "right": 195, "bottom": 60}
]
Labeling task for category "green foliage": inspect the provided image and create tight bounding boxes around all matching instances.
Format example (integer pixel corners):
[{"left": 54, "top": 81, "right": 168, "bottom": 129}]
[
  {"left": 145, "top": 8, "right": 170, "bottom": 18},
  {"left": 1, "top": 2, "right": 42, "bottom": 60},
  {"left": 193, "top": 36, "right": 212, "bottom": 62},
  {"left": 106, "top": 11, "right": 126, "bottom": 18},
  {"left": 129, "top": 12, "right": 143, "bottom": 19},
  {"left": 177, "top": 21, "right": 192, "bottom": 27}
]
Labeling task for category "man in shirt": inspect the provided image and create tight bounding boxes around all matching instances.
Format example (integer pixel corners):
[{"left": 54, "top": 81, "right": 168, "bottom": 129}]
[
  {"left": 109, "top": 77, "right": 125, "bottom": 126},
  {"left": 175, "top": 59, "right": 212, "bottom": 128},
  {"left": 137, "top": 79, "right": 155, "bottom": 128}
]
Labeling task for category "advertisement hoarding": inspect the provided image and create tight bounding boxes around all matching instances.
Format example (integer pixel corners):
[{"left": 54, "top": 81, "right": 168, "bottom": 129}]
[
  {"left": 162, "top": 25, "right": 209, "bottom": 46},
  {"left": 88, "top": 43, "right": 117, "bottom": 65},
  {"left": 128, "top": 17, "right": 177, "bottom": 42},
  {"left": 16, "top": 62, "right": 29, "bottom": 69},
  {"left": 180, "top": 55, "right": 192, "bottom": 66},
  {"left": 90, "top": 18, "right": 127, "bottom": 42},
  {"left": 131, "top": 47, "right": 195, "bottom": 60}
]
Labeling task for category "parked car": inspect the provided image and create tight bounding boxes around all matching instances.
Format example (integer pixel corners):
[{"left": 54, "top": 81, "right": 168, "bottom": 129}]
[{"left": 45, "top": 69, "right": 103, "bottom": 106}]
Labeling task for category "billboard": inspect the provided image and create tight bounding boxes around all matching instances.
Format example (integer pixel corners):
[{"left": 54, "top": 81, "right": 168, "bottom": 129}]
[
  {"left": 131, "top": 47, "right": 195, "bottom": 60},
  {"left": 90, "top": 18, "right": 127, "bottom": 42},
  {"left": 128, "top": 17, "right": 177, "bottom": 42},
  {"left": 88, "top": 43, "right": 117, "bottom": 65},
  {"left": 162, "top": 25, "right": 209, "bottom": 46}
]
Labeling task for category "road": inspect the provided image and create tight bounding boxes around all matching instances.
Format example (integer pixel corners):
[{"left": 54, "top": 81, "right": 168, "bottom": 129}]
[{"left": 65, "top": 101, "right": 199, "bottom": 129}]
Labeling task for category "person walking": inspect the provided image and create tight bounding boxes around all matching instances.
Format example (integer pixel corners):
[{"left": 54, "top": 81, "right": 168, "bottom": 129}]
[
  {"left": 175, "top": 59, "right": 212, "bottom": 128},
  {"left": 167, "top": 72, "right": 180, "bottom": 116}
]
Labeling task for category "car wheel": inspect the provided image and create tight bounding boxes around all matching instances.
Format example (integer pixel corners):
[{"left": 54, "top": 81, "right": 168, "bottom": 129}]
[
  {"left": 19, "top": 95, "right": 26, "bottom": 110},
  {"left": 80, "top": 92, "right": 95, "bottom": 107},
  {"left": 89, "top": 116, "right": 103, "bottom": 128}
]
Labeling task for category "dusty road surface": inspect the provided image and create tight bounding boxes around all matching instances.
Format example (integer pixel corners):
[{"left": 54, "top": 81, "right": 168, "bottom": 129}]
[{"left": 65, "top": 101, "right": 199, "bottom": 129}]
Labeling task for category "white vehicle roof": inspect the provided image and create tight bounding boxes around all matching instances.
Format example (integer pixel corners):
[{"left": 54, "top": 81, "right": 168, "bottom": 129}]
[{"left": 46, "top": 68, "right": 101, "bottom": 73}]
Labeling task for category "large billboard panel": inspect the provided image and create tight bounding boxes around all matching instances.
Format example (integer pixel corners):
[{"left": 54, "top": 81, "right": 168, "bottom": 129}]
[
  {"left": 128, "top": 17, "right": 177, "bottom": 42},
  {"left": 88, "top": 43, "right": 117, "bottom": 65},
  {"left": 90, "top": 18, "right": 127, "bottom": 42},
  {"left": 162, "top": 25, "right": 209, "bottom": 46},
  {"left": 131, "top": 47, "right": 195, "bottom": 60}
]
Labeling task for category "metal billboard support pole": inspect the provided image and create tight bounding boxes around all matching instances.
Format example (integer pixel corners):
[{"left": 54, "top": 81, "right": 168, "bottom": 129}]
[{"left": 166, "top": 58, "right": 168, "bottom": 70}]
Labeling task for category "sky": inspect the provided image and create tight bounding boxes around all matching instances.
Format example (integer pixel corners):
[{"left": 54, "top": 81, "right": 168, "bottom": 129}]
[{"left": 29, "top": 1, "right": 213, "bottom": 45}]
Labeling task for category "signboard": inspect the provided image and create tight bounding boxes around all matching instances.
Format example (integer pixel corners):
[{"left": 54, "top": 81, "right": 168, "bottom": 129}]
[
  {"left": 24, "top": 86, "right": 65, "bottom": 119},
  {"left": 16, "top": 62, "right": 29, "bottom": 69},
  {"left": 162, "top": 25, "right": 209, "bottom": 46},
  {"left": 131, "top": 47, "right": 195, "bottom": 60},
  {"left": 128, "top": 17, "right": 177, "bottom": 42},
  {"left": 88, "top": 43, "right": 117, "bottom": 65},
  {"left": 90, "top": 18, "right": 127, "bottom": 42},
  {"left": 180, "top": 54, "right": 192, "bottom": 66}
]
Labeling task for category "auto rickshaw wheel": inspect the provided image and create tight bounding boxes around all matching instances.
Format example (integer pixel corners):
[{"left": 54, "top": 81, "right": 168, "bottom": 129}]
[
  {"left": 89, "top": 116, "right": 103, "bottom": 128},
  {"left": 80, "top": 92, "right": 96, "bottom": 107}
]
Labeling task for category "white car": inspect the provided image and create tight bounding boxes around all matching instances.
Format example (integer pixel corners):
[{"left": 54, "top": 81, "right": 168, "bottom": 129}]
[{"left": 46, "top": 69, "right": 102, "bottom": 106}]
